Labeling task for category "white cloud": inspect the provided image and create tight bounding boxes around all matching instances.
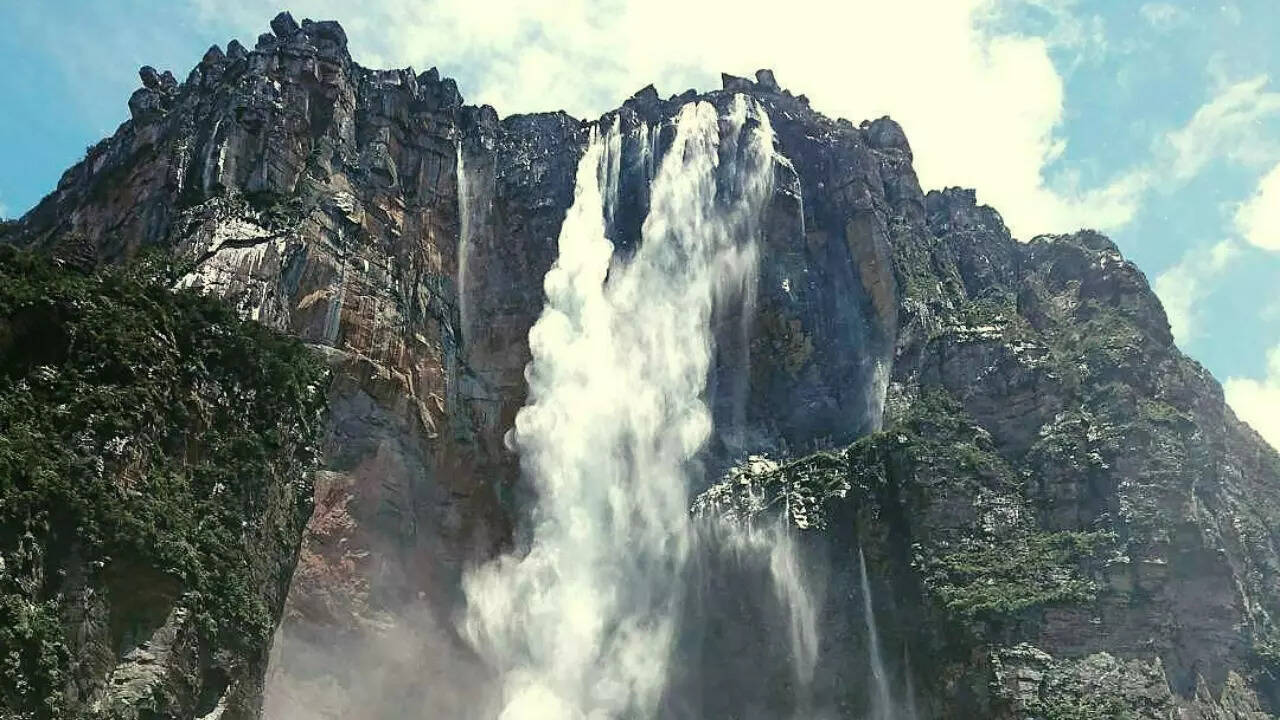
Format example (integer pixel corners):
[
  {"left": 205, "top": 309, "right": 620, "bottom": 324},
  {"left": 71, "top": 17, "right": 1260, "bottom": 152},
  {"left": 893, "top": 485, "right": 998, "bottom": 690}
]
[
  {"left": 1153, "top": 239, "right": 1240, "bottom": 343},
  {"left": 193, "top": 0, "right": 1149, "bottom": 240},
  {"left": 180, "top": 2, "right": 1280, "bottom": 245},
  {"left": 991, "top": 0, "right": 1108, "bottom": 70},
  {"left": 1139, "top": 3, "right": 1186, "bottom": 31},
  {"left": 1162, "top": 75, "right": 1280, "bottom": 182},
  {"left": 1264, "top": 297, "right": 1280, "bottom": 323},
  {"left": 1221, "top": 2, "right": 1244, "bottom": 26},
  {"left": 1225, "top": 344, "right": 1280, "bottom": 452},
  {"left": 1235, "top": 162, "right": 1280, "bottom": 251},
  {"left": 1147, "top": 79, "right": 1280, "bottom": 344},
  {"left": 1045, "top": 74, "right": 1280, "bottom": 241}
]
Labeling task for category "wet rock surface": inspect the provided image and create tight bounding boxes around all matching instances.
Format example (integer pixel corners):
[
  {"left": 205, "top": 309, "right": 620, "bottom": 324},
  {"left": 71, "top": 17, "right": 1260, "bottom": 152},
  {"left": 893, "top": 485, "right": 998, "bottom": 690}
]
[{"left": 6, "top": 12, "right": 1279, "bottom": 719}]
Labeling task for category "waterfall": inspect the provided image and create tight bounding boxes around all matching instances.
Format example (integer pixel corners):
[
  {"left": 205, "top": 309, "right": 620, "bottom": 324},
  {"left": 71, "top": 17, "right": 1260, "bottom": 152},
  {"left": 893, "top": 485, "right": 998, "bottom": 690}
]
[
  {"left": 455, "top": 142, "right": 473, "bottom": 347},
  {"left": 705, "top": 454, "right": 822, "bottom": 711},
  {"left": 455, "top": 139, "right": 496, "bottom": 349},
  {"left": 461, "top": 96, "right": 777, "bottom": 720},
  {"left": 859, "top": 548, "right": 894, "bottom": 720},
  {"left": 767, "top": 517, "right": 820, "bottom": 705},
  {"left": 858, "top": 548, "right": 918, "bottom": 720},
  {"left": 903, "top": 645, "right": 920, "bottom": 720}
]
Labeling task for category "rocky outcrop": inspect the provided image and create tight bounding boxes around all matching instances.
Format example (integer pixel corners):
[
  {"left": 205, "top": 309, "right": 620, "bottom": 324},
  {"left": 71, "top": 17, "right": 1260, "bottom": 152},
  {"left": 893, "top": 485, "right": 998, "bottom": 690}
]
[
  {"left": 10, "top": 14, "right": 511, "bottom": 716},
  {"left": 699, "top": 192, "right": 1280, "bottom": 717},
  {"left": 6, "top": 11, "right": 1278, "bottom": 719},
  {"left": 0, "top": 248, "right": 326, "bottom": 719}
]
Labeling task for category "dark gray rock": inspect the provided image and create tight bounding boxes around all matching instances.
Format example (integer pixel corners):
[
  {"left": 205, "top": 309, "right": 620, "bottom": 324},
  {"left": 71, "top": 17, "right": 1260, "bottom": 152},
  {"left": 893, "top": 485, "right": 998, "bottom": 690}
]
[
  {"left": 721, "top": 72, "right": 754, "bottom": 91},
  {"left": 628, "top": 83, "right": 661, "bottom": 114},
  {"left": 226, "top": 38, "right": 248, "bottom": 60},
  {"left": 138, "top": 64, "right": 159, "bottom": 88},
  {"left": 270, "top": 10, "right": 300, "bottom": 37},
  {"left": 201, "top": 44, "right": 225, "bottom": 65},
  {"left": 126, "top": 87, "right": 163, "bottom": 120},
  {"left": 864, "top": 115, "right": 912, "bottom": 155},
  {"left": 308, "top": 19, "right": 348, "bottom": 49}
]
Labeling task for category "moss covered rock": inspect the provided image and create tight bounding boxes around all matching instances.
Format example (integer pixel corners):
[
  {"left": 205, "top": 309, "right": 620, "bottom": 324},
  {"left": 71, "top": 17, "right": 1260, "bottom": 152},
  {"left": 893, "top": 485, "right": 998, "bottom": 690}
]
[{"left": 0, "top": 248, "right": 327, "bottom": 719}]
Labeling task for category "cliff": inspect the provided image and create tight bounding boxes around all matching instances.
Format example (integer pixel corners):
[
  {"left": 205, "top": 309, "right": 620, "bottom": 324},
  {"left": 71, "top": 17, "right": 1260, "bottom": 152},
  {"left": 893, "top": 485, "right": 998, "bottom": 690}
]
[
  {"left": 700, "top": 217, "right": 1280, "bottom": 717},
  {"left": 4, "top": 10, "right": 1277, "bottom": 719},
  {"left": 0, "top": 248, "right": 326, "bottom": 719}
]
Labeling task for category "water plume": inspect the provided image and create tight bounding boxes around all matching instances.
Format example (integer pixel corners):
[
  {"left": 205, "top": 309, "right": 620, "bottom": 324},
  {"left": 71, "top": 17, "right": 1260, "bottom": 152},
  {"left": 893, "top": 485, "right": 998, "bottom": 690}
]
[
  {"left": 859, "top": 548, "right": 894, "bottom": 720},
  {"left": 695, "top": 454, "right": 823, "bottom": 709},
  {"left": 858, "top": 548, "right": 918, "bottom": 720},
  {"left": 456, "top": 143, "right": 473, "bottom": 347},
  {"left": 462, "top": 95, "right": 777, "bottom": 719}
]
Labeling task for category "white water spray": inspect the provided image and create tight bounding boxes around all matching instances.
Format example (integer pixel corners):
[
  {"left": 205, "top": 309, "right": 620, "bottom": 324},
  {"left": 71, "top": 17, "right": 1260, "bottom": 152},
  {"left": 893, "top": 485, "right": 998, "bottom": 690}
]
[
  {"left": 456, "top": 140, "right": 496, "bottom": 349},
  {"left": 456, "top": 143, "right": 474, "bottom": 347},
  {"left": 859, "top": 548, "right": 894, "bottom": 720},
  {"left": 903, "top": 645, "right": 920, "bottom": 720},
  {"left": 703, "top": 454, "right": 823, "bottom": 705},
  {"left": 462, "top": 96, "right": 777, "bottom": 719},
  {"left": 858, "top": 548, "right": 920, "bottom": 720},
  {"left": 769, "top": 523, "right": 820, "bottom": 698}
]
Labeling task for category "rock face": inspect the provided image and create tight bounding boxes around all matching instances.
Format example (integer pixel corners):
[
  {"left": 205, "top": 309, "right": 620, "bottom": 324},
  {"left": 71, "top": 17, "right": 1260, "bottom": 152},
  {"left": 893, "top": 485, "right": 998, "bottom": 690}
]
[
  {"left": 698, "top": 197, "right": 1280, "bottom": 717},
  {"left": 0, "top": 248, "right": 326, "bottom": 720},
  {"left": 6, "top": 12, "right": 1278, "bottom": 719},
  {"left": 13, "top": 14, "right": 511, "bottom": 717}
]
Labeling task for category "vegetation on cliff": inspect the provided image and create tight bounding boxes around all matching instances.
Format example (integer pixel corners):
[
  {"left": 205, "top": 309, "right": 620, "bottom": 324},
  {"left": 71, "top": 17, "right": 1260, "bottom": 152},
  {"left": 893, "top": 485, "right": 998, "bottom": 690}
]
[{"left": 0, "top": 248, "right": 327, "bottom": 719}]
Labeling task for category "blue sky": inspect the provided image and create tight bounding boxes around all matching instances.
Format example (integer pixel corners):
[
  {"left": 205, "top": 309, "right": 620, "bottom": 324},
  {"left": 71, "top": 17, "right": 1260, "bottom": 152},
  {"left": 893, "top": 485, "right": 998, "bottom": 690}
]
[{"left": 0, "top": 0, "right": 1276, "bottom": 445}]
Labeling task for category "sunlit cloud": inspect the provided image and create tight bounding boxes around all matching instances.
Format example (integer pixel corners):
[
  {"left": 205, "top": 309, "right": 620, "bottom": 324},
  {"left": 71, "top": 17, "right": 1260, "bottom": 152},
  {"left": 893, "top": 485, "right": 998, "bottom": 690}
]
[
  {"left": 189, "top": 0, "right": 1151, "bottom": 241},
  {"left": 1153, "top": 240, "right": 1240, "bottom": 344},
  {"left": 1235, "top": 161, "right": 1280, "bottom": 251},
  {"left": 1225, "top": 344, "right": 1280, "bottom": 451},
  {"left": 1162, "top": 75, "right": 1280, "bottom": 182},
  {"left": 1139, "top": 2, "right": 1187, "bottom": 31}
]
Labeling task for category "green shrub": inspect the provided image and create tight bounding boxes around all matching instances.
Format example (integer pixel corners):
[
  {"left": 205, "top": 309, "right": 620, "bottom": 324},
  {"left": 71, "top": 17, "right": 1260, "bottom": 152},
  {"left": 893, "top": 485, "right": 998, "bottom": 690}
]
[{"left": 0, "top": 247, "right": 327, "bottom": 718}]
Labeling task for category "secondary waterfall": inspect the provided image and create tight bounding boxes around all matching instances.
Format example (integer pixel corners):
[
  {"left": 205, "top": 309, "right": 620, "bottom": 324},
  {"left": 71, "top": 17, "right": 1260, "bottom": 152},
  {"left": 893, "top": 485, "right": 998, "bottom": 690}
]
[
  {"left": 859, "top": 548, "right": 918, "bottom": 720},
  {"left": 859, "top": 548, "right": 894, "bottom": 720},
  {"left": 456, "top": 143, "right": 472, "bottom": 347},
  {"left": 699, "top": 454, "right": 822, "bottom": 710},
  {"left": 462, "top": 96, "right": 777, "bottom": 719}
]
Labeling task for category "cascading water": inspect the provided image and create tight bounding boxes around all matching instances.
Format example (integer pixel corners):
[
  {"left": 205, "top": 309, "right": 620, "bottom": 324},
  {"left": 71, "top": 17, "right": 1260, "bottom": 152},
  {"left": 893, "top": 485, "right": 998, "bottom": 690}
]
[
  {"left": 768, "top": 519, "right": 821, "bottom": 701},
  {"left": 859, "top": 548, "right": 894, "bottom": 720},
  {"left": 456, "top": 143, "right": 473, "bottom": 347},
  {"left": 903, "top": 646, "right": 920, "bottom": 720},
  {"left": 461, "top": 96, "right": 777, "bottom": 719},
  {"left": 456, "top": 139, "right": 497, "bottom": 350},
  {"left": 858, "top": 548, "right": 918, "bottom": 720},
  {"left": 697, "top": 453, "right": 822, "bottom": 714}
]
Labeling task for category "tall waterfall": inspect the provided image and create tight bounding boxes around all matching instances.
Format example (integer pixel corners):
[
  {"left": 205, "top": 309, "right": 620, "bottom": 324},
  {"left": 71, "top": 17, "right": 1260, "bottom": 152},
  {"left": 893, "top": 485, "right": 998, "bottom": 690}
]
[
  {"left": 462, "top": 96, "right": 777, "bottom": 719},
  {"left": 455, "top": 143, "right": 473, "bottom": 347}
]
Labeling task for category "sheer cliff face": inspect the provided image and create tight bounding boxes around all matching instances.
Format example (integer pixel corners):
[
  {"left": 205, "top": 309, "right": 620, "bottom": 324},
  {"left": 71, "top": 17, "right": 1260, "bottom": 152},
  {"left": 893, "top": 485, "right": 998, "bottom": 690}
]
[{"left": 9, "top": 11, "right": 1279, "bottom": 720}]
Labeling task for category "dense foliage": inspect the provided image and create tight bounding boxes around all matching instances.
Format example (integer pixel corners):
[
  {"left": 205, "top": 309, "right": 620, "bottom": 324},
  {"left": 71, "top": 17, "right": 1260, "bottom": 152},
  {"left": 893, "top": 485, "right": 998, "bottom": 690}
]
[
  {"left": 0, "top": 247, "right": 327, "bottom": 718},
  {"left": 918, "top": 528, "right": 1110, "bottom": 619}
]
